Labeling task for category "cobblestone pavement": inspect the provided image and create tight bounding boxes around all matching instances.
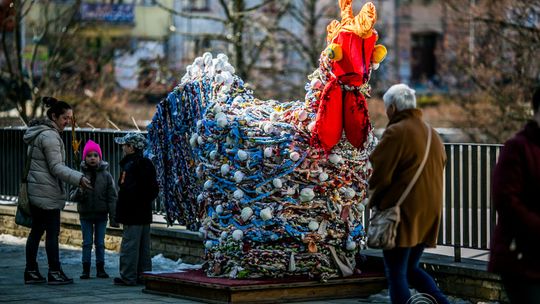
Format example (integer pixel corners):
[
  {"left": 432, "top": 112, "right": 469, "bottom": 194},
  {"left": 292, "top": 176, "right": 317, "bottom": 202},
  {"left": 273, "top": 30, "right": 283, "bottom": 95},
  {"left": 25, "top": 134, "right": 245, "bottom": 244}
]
[{"left": 0, "top": 235, "right": 476, "bottom": 304}]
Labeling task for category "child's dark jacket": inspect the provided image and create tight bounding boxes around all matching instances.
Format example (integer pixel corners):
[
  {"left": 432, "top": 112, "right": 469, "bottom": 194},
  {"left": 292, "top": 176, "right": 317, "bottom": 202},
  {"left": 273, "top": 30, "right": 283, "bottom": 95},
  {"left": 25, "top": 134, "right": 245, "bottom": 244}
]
[
  {"left": 70, "top": 161, "right": 117, "bottom": 222},
  {"left": 115, "top": 153, "right": 159, "bottom": 225}
]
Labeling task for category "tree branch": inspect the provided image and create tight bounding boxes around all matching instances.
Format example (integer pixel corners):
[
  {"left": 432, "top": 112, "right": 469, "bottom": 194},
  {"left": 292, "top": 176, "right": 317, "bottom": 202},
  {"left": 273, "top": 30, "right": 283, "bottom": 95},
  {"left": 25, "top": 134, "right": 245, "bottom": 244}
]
[
  {"left": 274, "top": 27, "right": 313, "bottom": 63},
  {"left": 244, "top": 0, "right": 277, "bottom": 13},
  {"left": 473, "top": 16, "right": 540, "bottom": 34},
  {"left": 289, "top": 5, "right": 308, "bottom": 25},
  {"left": 218, "top": 0, "right": 231, "bottom": 20},
  {"left": 20, "top": 0, "right": 35, "bottom": 19},
  {"left": 178, "top": 32, "right": 231, "bottom": 42},
  {"left": 246, "top": 35, "right": 271, "bottom": 72},
  {"left": 314, "top": 3, "right": 335, "bottom": 20}
]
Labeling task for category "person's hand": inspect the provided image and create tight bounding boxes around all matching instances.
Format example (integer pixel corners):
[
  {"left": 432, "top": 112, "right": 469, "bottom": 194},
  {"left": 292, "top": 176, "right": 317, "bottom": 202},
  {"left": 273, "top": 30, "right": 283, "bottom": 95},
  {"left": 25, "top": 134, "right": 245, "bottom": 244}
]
[{"left": 79, "top": 176, "right": 93, "bottom": 190}]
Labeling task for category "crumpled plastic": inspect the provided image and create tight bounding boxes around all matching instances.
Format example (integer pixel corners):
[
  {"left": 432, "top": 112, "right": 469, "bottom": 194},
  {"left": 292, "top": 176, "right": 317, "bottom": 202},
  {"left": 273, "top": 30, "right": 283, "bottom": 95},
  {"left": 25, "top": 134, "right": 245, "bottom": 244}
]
[{"left": 146, "top": 1, "right": 386, "bottom": 281}]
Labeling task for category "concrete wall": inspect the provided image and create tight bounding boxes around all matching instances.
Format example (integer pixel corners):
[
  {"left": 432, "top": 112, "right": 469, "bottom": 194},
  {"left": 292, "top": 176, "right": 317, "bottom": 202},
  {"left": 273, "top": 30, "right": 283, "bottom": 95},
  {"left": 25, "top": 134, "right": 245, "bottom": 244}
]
[
  {"left": 430, "top": 264, "right": 509, "bottom": 303},
  {"left": 0, "top": 204, "right": 204, "bottom": 264},
  {"left": 133, "top": 1, "right": 174, "bottom": 39}
]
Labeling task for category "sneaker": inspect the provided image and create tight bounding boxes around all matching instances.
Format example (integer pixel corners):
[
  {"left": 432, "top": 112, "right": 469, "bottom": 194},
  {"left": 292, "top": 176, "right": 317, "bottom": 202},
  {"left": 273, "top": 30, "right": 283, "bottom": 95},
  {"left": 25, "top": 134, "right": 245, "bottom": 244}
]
[
  {"left": 113, "top": 277, "right": 136, "bottom": 286},
  {"left": 48, "top": 270, "right": 74, "bottom": 285},
  {"left": 24, "top": 270, "right": 46, "bottom": 284}
]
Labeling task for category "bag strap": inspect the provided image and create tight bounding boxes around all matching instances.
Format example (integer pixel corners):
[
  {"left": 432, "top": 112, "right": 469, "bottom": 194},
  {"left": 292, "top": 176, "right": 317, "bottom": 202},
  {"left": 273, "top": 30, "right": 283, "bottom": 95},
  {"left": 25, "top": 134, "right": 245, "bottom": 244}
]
[
  {"left": 22, "top": 129, "right": 46, "bottom": 182},
  {"left": 395, "top": 123, "right": 432, "bottom": 207}
]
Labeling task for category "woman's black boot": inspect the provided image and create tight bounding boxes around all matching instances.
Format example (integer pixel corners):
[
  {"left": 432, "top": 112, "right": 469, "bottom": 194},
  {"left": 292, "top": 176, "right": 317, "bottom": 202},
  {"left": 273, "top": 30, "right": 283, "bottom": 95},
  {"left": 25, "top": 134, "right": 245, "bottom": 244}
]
[
  {"left": 96, "top": 262, "right": 109, "bottom": 278},
  {"left": 80, "top": 262, "right": 90, "bottom": 279}
]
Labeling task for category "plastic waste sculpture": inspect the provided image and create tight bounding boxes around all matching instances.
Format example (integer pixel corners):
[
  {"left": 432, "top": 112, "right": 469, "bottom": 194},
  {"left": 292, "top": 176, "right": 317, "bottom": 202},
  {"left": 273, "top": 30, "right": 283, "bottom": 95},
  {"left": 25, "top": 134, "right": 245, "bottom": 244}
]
[{"left": 147, "top": 0, "right": 386, "bottom": 280}]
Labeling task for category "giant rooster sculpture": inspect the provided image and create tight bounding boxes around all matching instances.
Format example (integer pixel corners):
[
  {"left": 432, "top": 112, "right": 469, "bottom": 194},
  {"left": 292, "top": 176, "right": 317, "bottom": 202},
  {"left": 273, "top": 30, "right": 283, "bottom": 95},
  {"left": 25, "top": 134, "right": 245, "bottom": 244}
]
[{"left": 147, "top": 0, "right": 387, "bottom": 280}]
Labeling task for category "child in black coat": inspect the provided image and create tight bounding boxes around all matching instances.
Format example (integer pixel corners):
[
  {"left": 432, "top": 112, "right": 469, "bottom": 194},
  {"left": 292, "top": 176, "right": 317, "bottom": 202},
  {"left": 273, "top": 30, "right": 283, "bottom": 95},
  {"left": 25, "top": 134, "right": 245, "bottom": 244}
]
[{"left": 112, "top": 133, "right": 158, "bottom": 286}]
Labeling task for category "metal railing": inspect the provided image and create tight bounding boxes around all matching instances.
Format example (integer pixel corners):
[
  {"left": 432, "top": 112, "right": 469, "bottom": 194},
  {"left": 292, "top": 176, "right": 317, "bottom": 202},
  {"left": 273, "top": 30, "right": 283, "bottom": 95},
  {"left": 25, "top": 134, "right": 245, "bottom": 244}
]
[
  {"left": 0, "top": 127, "right": 131, "bottom": 199},
  {"left": 0, "top": 128, "right": 502, "bottom": 261},
  {"left": 440, "top": 144, "right": 501, "bottom": 261}
]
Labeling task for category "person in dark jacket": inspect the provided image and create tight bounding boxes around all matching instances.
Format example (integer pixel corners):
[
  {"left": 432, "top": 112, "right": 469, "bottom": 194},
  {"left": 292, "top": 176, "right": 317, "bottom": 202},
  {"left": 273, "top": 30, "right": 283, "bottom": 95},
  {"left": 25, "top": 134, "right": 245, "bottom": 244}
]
[
  {"left": 489, "top": 87, "right": 540, "bottom": 303},
  {"left": 112, "top": 132, "right": 159, "bottom": 286},
  {"left": 23, "top": 97, "right": 92, "bottom": 285},
  {"left": 70, "top": 139, "right": 118, "bottom": 279}
]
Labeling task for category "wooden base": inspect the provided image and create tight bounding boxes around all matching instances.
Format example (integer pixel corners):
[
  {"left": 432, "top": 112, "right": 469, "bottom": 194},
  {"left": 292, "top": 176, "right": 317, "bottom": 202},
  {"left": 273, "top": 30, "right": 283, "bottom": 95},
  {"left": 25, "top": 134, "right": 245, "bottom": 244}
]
[{"left": 142, "top": 269, "right": 386, "bottom": 304}]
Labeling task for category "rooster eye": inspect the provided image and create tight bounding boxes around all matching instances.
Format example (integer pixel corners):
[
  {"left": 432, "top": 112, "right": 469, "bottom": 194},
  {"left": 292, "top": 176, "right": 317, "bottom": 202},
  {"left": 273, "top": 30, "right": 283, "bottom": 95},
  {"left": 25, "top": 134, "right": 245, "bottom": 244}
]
[{"left": 326, "top": 43, "right": 343, "bottom": 61}]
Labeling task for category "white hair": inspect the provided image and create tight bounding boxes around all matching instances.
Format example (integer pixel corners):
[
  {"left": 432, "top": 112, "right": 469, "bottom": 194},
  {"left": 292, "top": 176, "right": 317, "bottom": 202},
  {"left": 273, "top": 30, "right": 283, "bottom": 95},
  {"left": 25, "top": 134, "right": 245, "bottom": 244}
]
[{"left": 383, "top": 84, "right": 417, "bottom": 111}]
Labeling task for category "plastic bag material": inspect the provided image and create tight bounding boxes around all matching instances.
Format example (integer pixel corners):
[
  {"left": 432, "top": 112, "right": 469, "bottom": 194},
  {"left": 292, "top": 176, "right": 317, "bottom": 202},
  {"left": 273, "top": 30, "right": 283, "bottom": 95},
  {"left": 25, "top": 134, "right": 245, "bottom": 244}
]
[
  {"left": 312, "top": 78, "right": 343, "bottom": 151},
  {"left": 344, "top": 91, "right": 370, "bottom": 149}
]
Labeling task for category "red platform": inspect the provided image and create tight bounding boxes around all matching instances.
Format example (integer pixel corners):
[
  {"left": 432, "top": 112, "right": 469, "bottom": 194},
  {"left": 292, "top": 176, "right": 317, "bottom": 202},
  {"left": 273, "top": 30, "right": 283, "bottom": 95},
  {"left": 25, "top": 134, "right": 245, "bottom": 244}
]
[{"left": 142, "top": 269, "right": 386, "bottom": 304}]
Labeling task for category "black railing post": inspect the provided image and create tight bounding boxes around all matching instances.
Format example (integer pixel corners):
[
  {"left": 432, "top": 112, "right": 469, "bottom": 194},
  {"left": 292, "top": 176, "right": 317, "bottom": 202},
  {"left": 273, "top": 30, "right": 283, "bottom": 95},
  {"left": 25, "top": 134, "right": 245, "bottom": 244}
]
[{"left": 454, "top": 244, "right": 462, "bottom": 262}]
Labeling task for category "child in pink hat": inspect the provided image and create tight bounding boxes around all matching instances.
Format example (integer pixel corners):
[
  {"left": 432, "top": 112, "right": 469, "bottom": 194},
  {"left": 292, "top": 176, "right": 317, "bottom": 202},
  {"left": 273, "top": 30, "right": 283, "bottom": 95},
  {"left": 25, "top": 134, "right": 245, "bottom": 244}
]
[
  {"left": 82, "top": 140, "right": 102, "bottom": 162},
  {"left": 71, "top": 139, "right": 118, "bottom": 280}
]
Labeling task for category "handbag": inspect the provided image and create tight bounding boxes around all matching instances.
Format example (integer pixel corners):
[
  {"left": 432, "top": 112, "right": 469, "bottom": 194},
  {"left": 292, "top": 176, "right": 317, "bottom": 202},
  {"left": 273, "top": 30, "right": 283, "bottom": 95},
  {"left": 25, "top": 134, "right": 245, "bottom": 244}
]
[
  {"left": 15, "top": 131, "right": 43, "bottom": 228},
  {"left": 18, "top": 182, "right": 31, "bottom": 215},
  {"left": 15, "top": 205, "right": 33, "bottom": 228},
  {"left": 367, "top": 124, "right": 432, "bottom": 250}
]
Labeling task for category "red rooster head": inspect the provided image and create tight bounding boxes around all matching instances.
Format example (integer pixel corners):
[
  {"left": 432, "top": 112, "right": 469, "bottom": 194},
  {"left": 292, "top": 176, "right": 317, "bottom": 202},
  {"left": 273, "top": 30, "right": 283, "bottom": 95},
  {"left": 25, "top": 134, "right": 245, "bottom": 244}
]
[{"left": 325, "top": 1, "right": 387, "bottom": 85}]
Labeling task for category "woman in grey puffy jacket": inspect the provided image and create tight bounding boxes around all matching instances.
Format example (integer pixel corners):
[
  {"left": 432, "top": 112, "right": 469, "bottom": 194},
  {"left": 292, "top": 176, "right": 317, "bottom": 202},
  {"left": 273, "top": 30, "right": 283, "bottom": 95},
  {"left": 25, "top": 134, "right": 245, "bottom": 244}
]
[{"left": 22, "top": 97, "right": 92, "bottom": 285}]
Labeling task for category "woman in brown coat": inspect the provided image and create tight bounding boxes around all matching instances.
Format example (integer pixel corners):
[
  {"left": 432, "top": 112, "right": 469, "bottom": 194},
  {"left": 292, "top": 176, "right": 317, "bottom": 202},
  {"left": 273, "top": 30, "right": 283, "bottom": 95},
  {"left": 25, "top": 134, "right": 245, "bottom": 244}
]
[{"left": 368, "top": 84, "right": 448, "bottom": 304}]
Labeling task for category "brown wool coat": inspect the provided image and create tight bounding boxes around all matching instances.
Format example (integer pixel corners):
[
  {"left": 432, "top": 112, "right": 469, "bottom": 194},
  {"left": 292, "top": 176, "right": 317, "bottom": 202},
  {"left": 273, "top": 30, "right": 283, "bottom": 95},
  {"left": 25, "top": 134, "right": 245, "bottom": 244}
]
[{"left": 368, "top": 109, "right": 446, "bottom": 248}]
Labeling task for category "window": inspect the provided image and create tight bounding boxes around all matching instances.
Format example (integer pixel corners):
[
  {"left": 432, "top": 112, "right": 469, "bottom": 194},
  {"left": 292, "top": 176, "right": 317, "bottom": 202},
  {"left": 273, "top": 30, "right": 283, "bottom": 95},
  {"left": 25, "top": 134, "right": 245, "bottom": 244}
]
[
  {"left": 184, "top": 0, "right": 209, "bottom": 12},
  {"left": 411, "top": 32, "right": 439, "bottom": 85}
]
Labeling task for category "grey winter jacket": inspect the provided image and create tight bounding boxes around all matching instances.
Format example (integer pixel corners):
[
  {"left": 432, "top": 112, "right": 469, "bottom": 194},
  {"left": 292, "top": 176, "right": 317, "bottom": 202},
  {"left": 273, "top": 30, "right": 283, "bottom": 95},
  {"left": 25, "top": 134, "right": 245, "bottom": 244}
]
[
  {"left": 23, "top": 119, "right": 83, "bottom": 210},
  {"left": 70, "top": 161, "right": 117, "bottom": 222}
]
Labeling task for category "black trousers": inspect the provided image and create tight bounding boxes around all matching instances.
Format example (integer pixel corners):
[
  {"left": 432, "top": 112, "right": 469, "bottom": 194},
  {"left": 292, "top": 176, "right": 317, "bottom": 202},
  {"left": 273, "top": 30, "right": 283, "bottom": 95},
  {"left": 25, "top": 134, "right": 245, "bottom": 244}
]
[{"left": 25, "top": 205, "right": 61, "bottom": 271}]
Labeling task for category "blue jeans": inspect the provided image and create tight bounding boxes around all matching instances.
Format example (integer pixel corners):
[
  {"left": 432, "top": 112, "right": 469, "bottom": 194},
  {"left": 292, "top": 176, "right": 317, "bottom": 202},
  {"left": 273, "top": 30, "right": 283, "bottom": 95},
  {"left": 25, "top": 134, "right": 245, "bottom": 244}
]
[
  {"left": 80, "top": 219, "right": 107, "bottom": 264},
  {"left": 26, "top": 205, "right": 61, "bottom": 271},
  {"left": 383, "top": 244, "right": 449, "bottom": 304}
]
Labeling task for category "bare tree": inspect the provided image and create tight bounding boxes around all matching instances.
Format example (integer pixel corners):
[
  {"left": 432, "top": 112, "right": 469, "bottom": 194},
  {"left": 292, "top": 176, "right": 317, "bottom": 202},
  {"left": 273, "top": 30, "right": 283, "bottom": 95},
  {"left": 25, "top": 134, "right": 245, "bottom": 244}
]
[
  {"left": 247, "top": 0, "right": 339, "bottom": 101},
  {"left": 0, "top": 0, "right": 137, "bottom": 129},
  {"left": 0, "top": 0, "right": 82, "bottom": 122},
  {"left": 276, "top": 0, "right": 336, "bottom": 71},
  {"left": 153, "top": 0, "right": 289, "bottom": 81},
  {"left": 441, "top": 0, "right": 540, "bottom": 142}
]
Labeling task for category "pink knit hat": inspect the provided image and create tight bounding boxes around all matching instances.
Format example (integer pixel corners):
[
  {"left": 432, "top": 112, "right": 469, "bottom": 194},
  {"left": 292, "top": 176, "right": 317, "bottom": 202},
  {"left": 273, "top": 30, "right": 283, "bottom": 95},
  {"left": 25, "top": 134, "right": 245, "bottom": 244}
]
[{"left": 82, "top": 139, "right": 102, "bottom": 160}]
